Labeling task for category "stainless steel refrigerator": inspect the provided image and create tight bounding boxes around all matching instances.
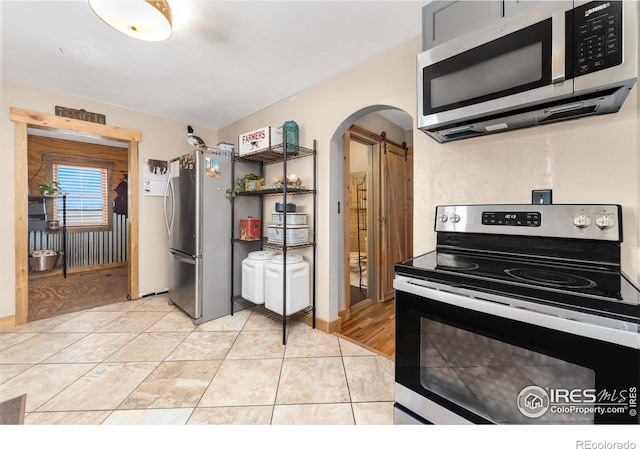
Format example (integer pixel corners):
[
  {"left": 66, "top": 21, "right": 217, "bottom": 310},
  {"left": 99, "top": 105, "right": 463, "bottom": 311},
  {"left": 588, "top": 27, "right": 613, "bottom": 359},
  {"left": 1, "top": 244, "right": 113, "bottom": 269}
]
[{"left": 163, "top": 148, "right": 233, "bottom": 324}]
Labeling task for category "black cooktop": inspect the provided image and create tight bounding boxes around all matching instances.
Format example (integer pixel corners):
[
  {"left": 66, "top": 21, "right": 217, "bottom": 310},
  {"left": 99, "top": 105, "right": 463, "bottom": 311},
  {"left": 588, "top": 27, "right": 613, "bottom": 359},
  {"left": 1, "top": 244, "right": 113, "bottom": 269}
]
[{"left": 396, "top": 249, "right": 640, "bottom": 323}]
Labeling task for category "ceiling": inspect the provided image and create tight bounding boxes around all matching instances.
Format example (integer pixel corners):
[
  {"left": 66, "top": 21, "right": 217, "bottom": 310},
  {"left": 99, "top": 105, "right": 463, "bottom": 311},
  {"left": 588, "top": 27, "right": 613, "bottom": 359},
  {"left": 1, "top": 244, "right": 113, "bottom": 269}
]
[{"left": 2, "top": 1, "right": 426, "bottom": 132}]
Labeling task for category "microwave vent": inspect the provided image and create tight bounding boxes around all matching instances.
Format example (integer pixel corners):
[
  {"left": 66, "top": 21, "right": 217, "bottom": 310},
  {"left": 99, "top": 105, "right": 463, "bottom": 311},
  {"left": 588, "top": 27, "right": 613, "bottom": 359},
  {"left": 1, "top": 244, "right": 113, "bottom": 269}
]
[
  {"left": 442, "top": 128, "right": 486, "bottom": 140},
  {"left": 421, "top": 84, "right": 634, "bottom": 143},
  {"left": 538, "top": 106, "right": 599, "bottom": 124}
]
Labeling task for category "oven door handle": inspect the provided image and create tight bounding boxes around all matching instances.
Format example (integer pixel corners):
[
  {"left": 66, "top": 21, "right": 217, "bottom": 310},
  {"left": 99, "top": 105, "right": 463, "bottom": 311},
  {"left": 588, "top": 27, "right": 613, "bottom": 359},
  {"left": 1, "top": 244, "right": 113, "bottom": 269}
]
[{"left": 393, "top": 276, "right": 639, "bottom": 350}]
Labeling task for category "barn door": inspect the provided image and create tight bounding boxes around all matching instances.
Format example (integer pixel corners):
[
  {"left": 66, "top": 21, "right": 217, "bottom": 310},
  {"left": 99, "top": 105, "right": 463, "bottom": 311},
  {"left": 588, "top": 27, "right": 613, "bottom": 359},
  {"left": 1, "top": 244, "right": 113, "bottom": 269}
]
[{"left": 379, "top": 139, "right": 413, "bottom": 301}]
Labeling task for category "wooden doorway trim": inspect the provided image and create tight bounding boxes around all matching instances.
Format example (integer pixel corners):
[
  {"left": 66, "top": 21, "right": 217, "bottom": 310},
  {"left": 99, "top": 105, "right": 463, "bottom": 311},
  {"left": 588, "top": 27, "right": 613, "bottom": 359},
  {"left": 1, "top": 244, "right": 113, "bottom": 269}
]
[
  {"left": 10, "top": 108, "right": 141, "bottom": 325},
  {"left": 342, "top": 131, "right": 352, "bottom": 321}
]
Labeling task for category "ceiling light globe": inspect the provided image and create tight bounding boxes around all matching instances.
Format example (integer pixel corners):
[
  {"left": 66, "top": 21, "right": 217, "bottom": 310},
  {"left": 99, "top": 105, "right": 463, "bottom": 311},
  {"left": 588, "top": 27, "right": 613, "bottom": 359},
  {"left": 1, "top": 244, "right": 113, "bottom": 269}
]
[{"left": 89, "top": 0, "right": 172, "bottom": 42}]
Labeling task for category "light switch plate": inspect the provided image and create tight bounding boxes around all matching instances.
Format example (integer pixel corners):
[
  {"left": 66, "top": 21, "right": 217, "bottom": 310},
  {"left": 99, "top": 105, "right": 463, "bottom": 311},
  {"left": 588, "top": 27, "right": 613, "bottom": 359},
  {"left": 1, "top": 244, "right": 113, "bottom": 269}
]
[{"left": 532, "top": 189, "right": 552, "bottom": 204}]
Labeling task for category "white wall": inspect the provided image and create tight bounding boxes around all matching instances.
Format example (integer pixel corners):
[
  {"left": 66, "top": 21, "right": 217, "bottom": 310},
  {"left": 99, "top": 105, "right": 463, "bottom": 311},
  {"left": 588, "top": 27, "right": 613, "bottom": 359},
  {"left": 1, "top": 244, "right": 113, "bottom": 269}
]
[
  {"left": 0, "top": 80, "right": 218, "bottom": 319},
  {"left": 3, "top": 34, "right": 638, "bottom": 325},
  {"left": 415, "top": 87, "right": 639, "bottom": 279},
  {"left": 356, "top": 112, "right": 412, "bottom": 146},
  {"left": 219, "top": 35, "right": 640, "bottom": 327}
]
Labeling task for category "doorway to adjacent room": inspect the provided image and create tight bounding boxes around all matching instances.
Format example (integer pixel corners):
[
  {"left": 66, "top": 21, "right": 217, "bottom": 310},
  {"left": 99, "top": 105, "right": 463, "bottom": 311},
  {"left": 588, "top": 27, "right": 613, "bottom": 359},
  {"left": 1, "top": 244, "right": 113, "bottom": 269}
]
[
  {"left": 26, "top": 133, "right": 131, "bottom": 321},
  {"left": 10, "top": 108, "right": 141, "bottom": 326},
  {"left": 333, "top": 107, "right": 414, "bottom": 358}
]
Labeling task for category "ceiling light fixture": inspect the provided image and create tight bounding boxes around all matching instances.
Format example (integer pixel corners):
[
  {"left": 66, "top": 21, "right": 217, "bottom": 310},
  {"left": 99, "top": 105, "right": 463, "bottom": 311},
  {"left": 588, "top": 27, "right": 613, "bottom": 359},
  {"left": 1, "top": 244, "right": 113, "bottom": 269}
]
[{"left": 88, "top": 0, "right": 172, "bottom": 42}]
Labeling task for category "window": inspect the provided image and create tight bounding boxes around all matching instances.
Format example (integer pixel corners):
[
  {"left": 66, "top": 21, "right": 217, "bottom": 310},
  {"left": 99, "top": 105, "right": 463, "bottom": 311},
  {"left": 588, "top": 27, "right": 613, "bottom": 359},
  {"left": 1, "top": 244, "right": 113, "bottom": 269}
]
[{"left": 45, "top": 156, "right": 113, "bottom": 230}]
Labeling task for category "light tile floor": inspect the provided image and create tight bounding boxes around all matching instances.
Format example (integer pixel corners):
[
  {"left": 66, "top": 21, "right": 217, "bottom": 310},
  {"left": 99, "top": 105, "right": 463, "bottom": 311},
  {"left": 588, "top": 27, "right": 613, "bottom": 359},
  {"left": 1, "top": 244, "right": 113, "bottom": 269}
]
[{"left": 0, "top": 294, "right": 395, "bottom": 425}]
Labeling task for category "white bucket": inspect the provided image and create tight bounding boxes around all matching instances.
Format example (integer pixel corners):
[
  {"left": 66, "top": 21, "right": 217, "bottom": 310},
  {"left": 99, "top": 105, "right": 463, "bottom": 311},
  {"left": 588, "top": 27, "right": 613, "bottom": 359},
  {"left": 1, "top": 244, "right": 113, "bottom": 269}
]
[
  {"left": 241, "top": 251, "right": 276, "bottom": 304},
  {"left": 264, "top": 254, "right": 310, "bottom": 315}
]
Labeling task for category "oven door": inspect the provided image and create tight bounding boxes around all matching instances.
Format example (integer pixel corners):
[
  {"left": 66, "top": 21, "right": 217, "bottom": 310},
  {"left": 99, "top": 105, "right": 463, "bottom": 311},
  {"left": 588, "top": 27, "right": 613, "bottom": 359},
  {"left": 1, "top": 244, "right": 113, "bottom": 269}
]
[
  {"left": 417, "top": 1, "right": 573, "bottom": 132},
  {"left": 394, "top": 276, "right": 639, "bottom": 425}
]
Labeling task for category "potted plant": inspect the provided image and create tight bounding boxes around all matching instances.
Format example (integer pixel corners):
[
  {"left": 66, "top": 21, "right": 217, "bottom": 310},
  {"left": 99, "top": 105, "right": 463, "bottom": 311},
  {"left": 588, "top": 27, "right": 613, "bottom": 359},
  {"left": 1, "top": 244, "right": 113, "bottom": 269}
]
[
  {"left": 225, "top": 173, "right": 264, "bottom": 199},
  {"left": 38, "top": 180, "right": 62, "bottom": 196}
]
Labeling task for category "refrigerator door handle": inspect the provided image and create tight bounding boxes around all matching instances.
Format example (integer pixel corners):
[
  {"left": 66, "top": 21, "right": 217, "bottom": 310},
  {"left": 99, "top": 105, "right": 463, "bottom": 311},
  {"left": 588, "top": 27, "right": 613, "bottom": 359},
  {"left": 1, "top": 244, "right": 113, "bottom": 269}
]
[
  {"left": 169, "top": 249, "right": 197, "bottom": 265},
  {"left": 163, "top": 177, "right": 175, "bottom": 238}
]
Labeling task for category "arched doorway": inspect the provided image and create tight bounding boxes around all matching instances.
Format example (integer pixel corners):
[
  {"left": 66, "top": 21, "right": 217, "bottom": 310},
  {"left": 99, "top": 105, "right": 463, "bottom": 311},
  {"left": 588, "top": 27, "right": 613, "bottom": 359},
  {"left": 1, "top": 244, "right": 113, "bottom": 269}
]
[{"left": 328, "top": 105, "right": 413, "bottom": 357}]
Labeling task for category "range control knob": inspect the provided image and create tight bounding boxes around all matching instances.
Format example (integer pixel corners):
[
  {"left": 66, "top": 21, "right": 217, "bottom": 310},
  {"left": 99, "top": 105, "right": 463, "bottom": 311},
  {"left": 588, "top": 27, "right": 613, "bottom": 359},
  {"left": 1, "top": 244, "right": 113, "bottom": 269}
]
[
  {"left": 450, "top": 214, "right": 461, "bottom": 223},
  {"left": 573, "top": 214, "right": 591, "bottom": 229},
  {"left": 595, "top": 213, "right": 615, "bottom": 230},
  {"left": 437, "top": 213, "right": 448, "bottom": 223}
]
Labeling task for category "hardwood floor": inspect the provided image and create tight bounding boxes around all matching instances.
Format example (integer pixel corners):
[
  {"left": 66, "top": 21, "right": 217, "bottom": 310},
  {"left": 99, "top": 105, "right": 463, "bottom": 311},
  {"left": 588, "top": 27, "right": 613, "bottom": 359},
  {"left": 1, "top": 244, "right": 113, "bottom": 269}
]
[
  {"left": 28, "top": 266, "right": 128, "bottom": 322},
  {"left": 338, "top": 298, "right": 395, "bottom": 359}
]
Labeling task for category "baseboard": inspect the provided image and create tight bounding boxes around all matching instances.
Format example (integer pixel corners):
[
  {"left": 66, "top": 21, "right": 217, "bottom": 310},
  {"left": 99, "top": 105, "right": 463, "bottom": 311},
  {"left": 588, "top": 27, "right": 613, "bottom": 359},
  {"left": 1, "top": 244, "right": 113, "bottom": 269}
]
[
  {"left": 297, "top": 314, "right": 342, "bottom": 334},
  {"left": 0, "top": 315, "right": 16, "bottom": 328},
  {"left": 327, "top": 315, "right": 342, "bottom": 333},
  {"left": 68, "top": 262, "right": 128, "bottom": 275},
  {"left": 29, "top": 262, "right": 128, "bottom": 279},
  {"left": 338, "top": 306, "right": 350, "bottom": 323}
]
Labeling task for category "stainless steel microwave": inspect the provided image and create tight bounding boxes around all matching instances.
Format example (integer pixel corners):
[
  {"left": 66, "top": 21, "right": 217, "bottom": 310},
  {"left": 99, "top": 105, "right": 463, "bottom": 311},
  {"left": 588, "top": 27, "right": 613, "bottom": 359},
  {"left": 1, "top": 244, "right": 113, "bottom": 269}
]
[{"left": 417, "top": 0, "right": 638, "bottom": 143}]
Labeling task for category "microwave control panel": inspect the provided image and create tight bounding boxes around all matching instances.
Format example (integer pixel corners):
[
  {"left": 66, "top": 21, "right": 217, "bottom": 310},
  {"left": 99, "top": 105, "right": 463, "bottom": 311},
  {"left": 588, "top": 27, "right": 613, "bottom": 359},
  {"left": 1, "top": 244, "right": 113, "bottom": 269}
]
[{"left": 573, "top": 0, "right": 623, "bottom": 76}]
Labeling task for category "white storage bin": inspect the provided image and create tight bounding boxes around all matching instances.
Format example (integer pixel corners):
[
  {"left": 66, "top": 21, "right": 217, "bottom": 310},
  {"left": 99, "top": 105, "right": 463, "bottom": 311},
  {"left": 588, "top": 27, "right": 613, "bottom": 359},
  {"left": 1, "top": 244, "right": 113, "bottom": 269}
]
[
  {"left": 241, "top": 251, "right": 276, "bottom": 304},
  {"left": 267, "top": 225, "right": 310, "bottom": 245},
  {"left": 264, "top": 254, "right": 310, "bottom": 316},
  {"left": 271, "top": 213, "right": 308, "bottom": 225}
]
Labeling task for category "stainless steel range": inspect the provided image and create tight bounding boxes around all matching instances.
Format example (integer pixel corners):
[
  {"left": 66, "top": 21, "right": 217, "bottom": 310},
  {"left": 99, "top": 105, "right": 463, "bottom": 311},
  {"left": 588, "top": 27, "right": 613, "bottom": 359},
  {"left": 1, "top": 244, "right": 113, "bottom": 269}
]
[{"left": 394, "top": 204, "right": 639, "bottom": 425}]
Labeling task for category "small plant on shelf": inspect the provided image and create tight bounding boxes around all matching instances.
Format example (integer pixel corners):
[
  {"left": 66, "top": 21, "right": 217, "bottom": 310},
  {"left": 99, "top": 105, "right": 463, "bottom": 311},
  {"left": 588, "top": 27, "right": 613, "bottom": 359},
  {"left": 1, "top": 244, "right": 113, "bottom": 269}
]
[
  {"left": 38, "top": 180, "right": 63, "bottom": 196},
  {"left": 225, "top": 173, "right": 264, "bottom": 199}
]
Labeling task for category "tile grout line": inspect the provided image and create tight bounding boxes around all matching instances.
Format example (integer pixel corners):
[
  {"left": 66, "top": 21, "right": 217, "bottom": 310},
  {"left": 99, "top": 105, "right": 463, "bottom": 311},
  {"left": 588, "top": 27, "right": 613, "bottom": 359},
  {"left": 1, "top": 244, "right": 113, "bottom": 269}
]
[{"left": 2, "top": 299, "right": 395, "bottom": 424}]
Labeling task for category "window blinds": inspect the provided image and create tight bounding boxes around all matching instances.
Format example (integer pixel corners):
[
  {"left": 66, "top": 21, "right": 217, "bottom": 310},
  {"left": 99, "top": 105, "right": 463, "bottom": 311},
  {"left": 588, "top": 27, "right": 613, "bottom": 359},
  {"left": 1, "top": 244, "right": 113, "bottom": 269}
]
[{"left": 53, "top": 164, "right": 108, "bottom": 226}]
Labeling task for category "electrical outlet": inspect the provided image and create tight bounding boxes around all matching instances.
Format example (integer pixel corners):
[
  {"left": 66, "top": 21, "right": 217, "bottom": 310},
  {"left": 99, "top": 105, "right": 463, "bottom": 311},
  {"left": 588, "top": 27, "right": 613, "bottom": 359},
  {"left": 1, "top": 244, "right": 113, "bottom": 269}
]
[{"left": 532, "top": 189, "right": 552, "bottom": 204}]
